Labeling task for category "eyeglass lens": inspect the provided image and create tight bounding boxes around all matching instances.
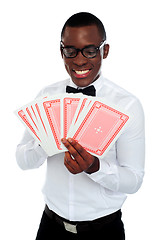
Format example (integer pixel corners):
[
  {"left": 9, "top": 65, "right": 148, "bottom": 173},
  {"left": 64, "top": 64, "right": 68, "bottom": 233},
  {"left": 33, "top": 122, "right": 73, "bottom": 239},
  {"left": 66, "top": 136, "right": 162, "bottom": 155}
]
[{"left": 63, "top": 46, "right": 98, "bottom": 58}]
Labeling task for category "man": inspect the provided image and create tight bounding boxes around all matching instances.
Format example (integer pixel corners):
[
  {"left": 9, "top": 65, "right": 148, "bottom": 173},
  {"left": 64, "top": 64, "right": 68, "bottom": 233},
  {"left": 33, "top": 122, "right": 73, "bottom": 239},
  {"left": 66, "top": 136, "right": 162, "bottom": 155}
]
[{"left": 16, "top": 12, "right": 145, "bottom": 240}]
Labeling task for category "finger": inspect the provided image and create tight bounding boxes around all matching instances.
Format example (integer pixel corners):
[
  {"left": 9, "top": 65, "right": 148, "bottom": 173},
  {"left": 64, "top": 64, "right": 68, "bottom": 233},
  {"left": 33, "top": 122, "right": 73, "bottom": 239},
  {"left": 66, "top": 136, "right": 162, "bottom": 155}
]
[
  {"left": 64, "top": 160, "right": 77, "bottom": 174},
  {"left": 64, "top": 151, "right": 83, "bottom": 174},
  {"left": 67, "top": 138, "right": 94, "bottom": 167},
  {"left": 62, "top": 138, "right": 84, "bottom": 163},
  {"left": 62, "top": 138, "right": 97, "bottom": 172},
  {"left": 65, "top": 151, "right": 76, "bottom": 161}
]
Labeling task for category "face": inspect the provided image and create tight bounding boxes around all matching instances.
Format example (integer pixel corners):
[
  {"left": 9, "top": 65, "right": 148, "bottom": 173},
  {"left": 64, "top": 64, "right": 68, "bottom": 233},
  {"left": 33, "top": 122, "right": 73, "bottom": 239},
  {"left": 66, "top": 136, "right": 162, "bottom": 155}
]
[{"left": 61, "top": 25, "right": 109, "bottom": 87}]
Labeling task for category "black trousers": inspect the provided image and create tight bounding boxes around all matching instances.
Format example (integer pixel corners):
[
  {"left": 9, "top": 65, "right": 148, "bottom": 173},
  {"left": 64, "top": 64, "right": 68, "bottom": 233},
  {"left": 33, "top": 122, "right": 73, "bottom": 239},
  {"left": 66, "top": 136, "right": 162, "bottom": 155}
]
[{"left": 36, "top": 210, "right": 125, "bottom": 240}]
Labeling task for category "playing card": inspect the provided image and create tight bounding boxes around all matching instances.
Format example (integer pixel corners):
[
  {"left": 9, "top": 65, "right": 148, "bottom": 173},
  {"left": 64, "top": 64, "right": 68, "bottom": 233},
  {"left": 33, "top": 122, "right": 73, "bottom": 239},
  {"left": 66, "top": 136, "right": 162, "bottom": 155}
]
[
  {"left": 15, "top": 106, "right": 50, "bottom": 155},
  {"left": 42, "top": 97, "right": 63, "bottom": 151},
  {"left": 24, "top": 104, "right": 48, "bottom": 146},
  {"left": 15, "top": 97, "right": 62, "bottom": 156},
  {"left": 15, "top": 93, "right": 130, "bottom": 158},
  {"left": 67, "top": 97, "right": 96, "bottom": 137},
  {"left": 72, "top": 97, "right": 91, "bottom": 125},
  {"left": 33, "top": 100, "right": 60, "bottom": 156},
  {"left": 25, "top": 106, "right": 39, "bottom": 132},
  {"left": 16, "top": 109, "right": 41, "bottom": 142},
  {"left": 61, "top": 94, "right": 83, "bottom": 138},
  {"left": 70, "top": 100, "right": 130, "bottom": 158},
  {"left": 67, "top": 97, "right": 88, "bottom": 135}
]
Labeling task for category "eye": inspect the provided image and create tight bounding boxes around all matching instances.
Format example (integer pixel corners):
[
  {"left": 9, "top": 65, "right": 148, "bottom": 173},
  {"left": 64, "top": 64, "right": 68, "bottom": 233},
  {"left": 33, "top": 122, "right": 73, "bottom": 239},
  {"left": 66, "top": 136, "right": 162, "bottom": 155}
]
[
  {"left": 63, "top": 48, "right": 76, "bottom": 57},
  {"left": 83, "top": 47, "right": 97, "bottom": 57}
]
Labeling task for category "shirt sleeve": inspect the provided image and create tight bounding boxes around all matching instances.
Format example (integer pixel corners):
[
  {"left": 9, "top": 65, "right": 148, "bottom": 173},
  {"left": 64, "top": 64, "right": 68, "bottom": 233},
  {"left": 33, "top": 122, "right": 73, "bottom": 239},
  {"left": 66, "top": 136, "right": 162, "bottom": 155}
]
[
  {"left": 16, "top": 130, "right": 48, "bottom": 170},
  {"left": 87, "top": 99, "right": 145, "bottom": 194}
]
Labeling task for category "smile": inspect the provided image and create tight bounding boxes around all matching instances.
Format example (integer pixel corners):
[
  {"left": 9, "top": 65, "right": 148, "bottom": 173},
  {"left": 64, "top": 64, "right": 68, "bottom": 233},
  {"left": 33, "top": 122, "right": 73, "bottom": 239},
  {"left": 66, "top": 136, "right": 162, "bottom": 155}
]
[
  {"left": 73, "top": 69, "right": 91, "bottom": 78},
  {"left": 75, "top": 70, "right": 90, "bottom": 75}
]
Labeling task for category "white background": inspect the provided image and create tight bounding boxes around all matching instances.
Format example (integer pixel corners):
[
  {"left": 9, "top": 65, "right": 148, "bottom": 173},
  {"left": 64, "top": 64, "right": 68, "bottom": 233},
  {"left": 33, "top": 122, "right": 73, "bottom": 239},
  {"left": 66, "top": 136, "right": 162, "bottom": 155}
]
[{"left": 0, "top": 0, "right": 168, "bottom": 239}]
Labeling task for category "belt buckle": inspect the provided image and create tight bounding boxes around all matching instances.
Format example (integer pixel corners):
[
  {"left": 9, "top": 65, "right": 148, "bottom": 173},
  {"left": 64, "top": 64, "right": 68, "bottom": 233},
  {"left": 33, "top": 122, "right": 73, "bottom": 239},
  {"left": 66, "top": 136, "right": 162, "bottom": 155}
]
[{"left": 63, "top": 221, "right": 77, "bottom": 234}]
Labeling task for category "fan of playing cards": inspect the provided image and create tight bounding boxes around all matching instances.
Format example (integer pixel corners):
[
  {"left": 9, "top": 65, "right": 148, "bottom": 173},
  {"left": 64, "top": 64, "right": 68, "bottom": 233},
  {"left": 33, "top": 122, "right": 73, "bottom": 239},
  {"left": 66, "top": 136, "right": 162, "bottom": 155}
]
[{"left": 15, "top": 93, "right": 130, "bottom": 158}]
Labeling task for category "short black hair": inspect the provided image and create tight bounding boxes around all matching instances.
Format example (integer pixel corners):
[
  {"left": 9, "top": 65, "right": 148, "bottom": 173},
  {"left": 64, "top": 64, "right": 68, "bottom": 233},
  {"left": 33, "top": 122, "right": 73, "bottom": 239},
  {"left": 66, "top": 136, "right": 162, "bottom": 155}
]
[{"left": 61, "top": 12, "right": 106, "bottom": 41}]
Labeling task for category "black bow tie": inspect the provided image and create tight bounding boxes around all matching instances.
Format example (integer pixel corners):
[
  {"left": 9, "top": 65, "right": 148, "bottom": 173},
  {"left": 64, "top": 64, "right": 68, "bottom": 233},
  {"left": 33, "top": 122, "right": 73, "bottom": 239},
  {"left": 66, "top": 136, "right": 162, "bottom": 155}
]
[{"left": 66, "top": 85, "right": 96, "bottom": 96}]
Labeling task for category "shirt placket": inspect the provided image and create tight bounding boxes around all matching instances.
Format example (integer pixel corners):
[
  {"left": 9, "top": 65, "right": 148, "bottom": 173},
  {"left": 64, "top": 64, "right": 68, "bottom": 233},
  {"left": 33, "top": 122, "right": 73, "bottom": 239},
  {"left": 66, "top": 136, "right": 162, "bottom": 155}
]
[{"left": 68, "top": 173, "right": 75, "bottom": 220}]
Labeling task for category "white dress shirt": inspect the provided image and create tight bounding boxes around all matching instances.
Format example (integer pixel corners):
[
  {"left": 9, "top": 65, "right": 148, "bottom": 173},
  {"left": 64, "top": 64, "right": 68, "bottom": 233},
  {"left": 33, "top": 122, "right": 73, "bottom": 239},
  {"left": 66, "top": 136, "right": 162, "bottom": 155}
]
[{"left": 16, "top": 75, "right": 145, "bottom": 221}]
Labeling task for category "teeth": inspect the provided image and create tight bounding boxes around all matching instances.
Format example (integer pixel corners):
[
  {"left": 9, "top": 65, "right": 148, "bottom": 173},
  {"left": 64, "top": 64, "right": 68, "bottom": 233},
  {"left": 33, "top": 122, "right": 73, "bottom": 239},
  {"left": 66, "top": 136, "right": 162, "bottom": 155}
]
[{"left": 75, "top": 70, "right": 90, "bottom": 75}]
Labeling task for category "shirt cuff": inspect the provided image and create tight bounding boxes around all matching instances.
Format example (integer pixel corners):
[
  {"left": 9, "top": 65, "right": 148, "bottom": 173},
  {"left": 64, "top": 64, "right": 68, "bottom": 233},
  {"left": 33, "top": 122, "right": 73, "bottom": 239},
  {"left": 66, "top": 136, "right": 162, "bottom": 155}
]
[
  {"left": 34, "top": 142, "right": 48, "bottom": 159},
  {"left": 87, "top": 159, "right": 119, "bottom": 185},
  {"left": 25, "top": 141, "right": 48, "bottom": 168}
]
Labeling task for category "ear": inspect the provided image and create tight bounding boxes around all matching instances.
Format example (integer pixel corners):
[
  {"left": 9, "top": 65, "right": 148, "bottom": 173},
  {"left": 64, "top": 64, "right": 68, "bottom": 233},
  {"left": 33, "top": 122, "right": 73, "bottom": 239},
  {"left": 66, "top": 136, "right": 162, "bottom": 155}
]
[{"left": 103, "top": 44, "right": 110, "bottom": 59}]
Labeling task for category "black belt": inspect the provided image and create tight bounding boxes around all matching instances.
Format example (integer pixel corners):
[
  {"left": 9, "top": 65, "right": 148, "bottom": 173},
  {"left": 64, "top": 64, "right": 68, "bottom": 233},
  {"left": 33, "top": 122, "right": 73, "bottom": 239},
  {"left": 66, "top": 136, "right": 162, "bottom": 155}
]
[{"left": 45, "top": 205, "right": 121, "bottom": 234}]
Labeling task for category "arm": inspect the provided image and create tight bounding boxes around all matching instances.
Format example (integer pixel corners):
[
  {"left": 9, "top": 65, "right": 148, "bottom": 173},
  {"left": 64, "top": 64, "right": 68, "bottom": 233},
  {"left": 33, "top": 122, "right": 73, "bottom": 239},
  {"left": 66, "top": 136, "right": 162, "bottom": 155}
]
[
  {"left": 16, "top": 130, "right": 48, "bottom": 170},
  {"left": 88, "top": 99, "right": 145, "bottom": 194},
  {"left": 62, "top": 99, "right": 145, "bottom": 194}
]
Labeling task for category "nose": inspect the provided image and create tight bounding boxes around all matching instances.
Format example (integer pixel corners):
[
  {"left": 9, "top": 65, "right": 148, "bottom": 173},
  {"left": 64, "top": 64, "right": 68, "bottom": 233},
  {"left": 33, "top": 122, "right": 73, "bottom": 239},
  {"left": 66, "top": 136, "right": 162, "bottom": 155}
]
[{"left": 73, "top": 51, "right": 88, "bottom": 66}]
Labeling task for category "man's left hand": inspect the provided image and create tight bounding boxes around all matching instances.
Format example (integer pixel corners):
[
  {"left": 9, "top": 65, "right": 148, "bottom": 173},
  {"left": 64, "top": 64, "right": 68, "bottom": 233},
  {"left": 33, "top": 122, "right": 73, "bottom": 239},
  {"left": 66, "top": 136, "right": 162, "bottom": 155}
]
[{"left": 61, "top": 138, "right": 99, "bottom": 174}]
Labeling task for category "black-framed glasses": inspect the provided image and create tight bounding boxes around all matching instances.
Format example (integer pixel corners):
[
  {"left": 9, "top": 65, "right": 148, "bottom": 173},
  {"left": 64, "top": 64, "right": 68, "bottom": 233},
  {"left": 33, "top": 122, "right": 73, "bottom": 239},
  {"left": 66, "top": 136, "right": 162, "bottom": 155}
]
[{"left": 60, "top": 41, "right": 105, "bottom": 59}]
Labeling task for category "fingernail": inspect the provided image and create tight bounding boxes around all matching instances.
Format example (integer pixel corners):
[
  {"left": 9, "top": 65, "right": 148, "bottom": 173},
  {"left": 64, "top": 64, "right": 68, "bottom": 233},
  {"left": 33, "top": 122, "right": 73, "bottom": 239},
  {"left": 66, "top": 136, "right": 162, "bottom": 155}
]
[
  {"left": 61, "top": 138, "right": 66, "bottom": 143},
  {"left": 68, "top": 138, "right": 73, "bottom": 143}
]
